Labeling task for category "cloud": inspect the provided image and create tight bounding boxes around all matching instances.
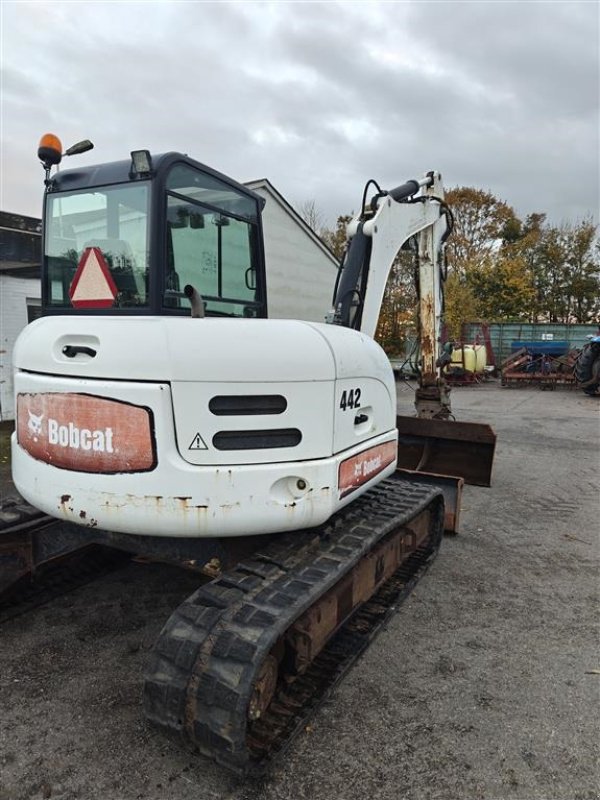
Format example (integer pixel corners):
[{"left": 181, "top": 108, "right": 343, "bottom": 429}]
[{"left": 1, "top": 0, "right": 598, "bottom": 226}]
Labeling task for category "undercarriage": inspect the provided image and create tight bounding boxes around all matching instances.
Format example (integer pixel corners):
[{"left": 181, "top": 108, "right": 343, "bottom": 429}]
[{"left": 1, "top": 474, "right": 443, "bottom": 773}]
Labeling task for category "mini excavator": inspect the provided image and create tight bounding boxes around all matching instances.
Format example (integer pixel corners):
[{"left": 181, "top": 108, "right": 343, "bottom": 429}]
[{"left": 4, "top": 135, "right": 495, "bottom": 772}]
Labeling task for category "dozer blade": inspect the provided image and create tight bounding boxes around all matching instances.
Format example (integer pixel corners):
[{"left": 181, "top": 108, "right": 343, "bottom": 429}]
[
  {"left": 0, "top": 499, "right": 46, "bottom": 595},
  {"left": 0, "top": 530, "right": 33, "bottom": 595},
  {"left": 0, "top": 498, "right": 126, "bottom": 603},
  {"left": 395, "top": 414, "right": 496, "bottom": 487},
  {"left": 395, "top": 468, "right": 463, "bottom": 534}
]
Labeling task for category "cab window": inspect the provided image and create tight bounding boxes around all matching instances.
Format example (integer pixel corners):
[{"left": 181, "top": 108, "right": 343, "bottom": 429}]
[
  {"left": 45, "top": 184, "right": 150, "bottom": 308},
  {"left": 165, "top": 165, "right": 263, "bottom": 317}
]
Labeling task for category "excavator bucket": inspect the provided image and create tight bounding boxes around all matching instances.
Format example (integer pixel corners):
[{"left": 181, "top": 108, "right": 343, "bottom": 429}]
[{"left": 395, "top": 414, "right": 496, "bottom": 487}]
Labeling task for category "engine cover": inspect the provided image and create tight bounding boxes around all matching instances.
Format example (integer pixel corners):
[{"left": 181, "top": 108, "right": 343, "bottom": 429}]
[{"left": 12, "top": 316, "right": 397, "bottom": 537}]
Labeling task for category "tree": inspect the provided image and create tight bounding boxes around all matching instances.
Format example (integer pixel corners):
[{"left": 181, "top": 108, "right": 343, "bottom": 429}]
[
  {"left": 375, "top": 250, "right": 417, "bottom": 356},
  {"left": 467, "top": 254, "right": 535, "bottom": 321},
  {"left": 556, "top": 220, "right": 599, "bottom": 323},
  {"left": 445, "top": 187, "right": 519, "bottom": 277},
  {"left": 506, "top": 216, "right": 599, "bottom": 323},
  {"left": 303, "top": 187, "right": 599, "bottom": 353},
  {"left": 443, "top": 187, "right": 521, "bottom": 330},
  {"left": 297, "top": 202, "right": 353, "bottom": 261},
  {"left": 298, "top": 199, "right": 326, "bottom": 235},
  {"left": 320, "top": 214, "right": 353, "bottom": 260},
  {"left": 443, "top": 272, "right": 479, "bottom": 340},
  {"left": 443, "top": 187, "right": 599, "bottom": 327}
]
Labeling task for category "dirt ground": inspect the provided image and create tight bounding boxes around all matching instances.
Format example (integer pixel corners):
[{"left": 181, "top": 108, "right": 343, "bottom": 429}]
[{"left": 0, "top": 382, "right": 598, "bottom": 800}]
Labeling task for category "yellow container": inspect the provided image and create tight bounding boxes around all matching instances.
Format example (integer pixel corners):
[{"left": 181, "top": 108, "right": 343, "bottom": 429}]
[
  {"left": 473, "top": 344, "right": 487, "bottom": 373},
  {"left": 450, "top": 348, "right": 463, "bottom": 365},
  {"left": 463, "top": 345, "right": 476, "bottom": 373},
  {"left": 450, "top": 345, "right": 476, "bottom": 372}
]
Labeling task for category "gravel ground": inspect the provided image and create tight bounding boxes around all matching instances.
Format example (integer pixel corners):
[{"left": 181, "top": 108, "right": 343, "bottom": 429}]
[{"left": 0, "top": 382, "right": 598, "bottom": 800}]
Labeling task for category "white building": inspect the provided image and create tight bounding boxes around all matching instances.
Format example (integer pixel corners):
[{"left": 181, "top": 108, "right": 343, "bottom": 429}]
[{"left": 246, "top": 179, "right": 338, "bottom": 322}]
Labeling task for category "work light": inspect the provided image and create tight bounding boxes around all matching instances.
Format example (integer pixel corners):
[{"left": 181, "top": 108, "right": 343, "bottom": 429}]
[{"left": 130, "top": 149, "right": 153, "bottom": 177}]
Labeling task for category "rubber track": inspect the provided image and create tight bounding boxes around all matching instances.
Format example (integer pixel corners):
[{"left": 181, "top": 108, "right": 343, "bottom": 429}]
[{"left": 143, "top": 477, "right": 444, "bottom": 774}]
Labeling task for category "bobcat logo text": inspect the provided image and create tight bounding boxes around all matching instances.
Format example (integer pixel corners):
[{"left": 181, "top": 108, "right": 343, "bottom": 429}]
[
  {"left": 47, "top": 419, "right": 115, "bottom": 452},
  {"left": 27, "top": 411, "right": 114, "bottom": 452}
]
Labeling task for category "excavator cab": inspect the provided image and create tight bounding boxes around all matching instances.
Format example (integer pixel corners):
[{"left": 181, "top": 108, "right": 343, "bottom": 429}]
[{"left": 41, "top": 144, "right": 267, "bottom": 319}]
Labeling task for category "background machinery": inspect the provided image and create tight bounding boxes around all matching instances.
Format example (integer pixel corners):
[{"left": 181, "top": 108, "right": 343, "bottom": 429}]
[
  {"left": 575, "top": 334, "right": 600, "bottom": 395},
  {"left": 2, "top": 135, "right": 495, "bottom": 773}
]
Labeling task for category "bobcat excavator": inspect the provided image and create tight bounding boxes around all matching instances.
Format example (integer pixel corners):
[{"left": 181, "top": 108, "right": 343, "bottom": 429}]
[{"left": 2, "top": 135, "right": 495, "bottom": 774}]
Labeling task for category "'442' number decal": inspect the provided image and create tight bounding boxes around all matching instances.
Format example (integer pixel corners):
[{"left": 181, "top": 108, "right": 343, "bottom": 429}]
[{"left": 340, "top": 388, "right": 361, "bottom": 411}]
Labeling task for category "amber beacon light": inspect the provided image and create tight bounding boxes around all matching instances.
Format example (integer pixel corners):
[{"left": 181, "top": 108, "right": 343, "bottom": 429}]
[
  {"left": 37, "top": 133, "right": 63, "bottom": 168},
  {"left": 37, "top": 133, "right": 94, "bottom": 184}
]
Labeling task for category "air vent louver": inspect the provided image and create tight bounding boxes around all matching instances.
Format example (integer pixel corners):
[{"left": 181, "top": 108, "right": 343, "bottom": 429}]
[
  {"left": 209, "top": 395, "right": 287, "bottom": 416},
  {"left": 212, "top": 429, "right": 302, "bottom": 450}
]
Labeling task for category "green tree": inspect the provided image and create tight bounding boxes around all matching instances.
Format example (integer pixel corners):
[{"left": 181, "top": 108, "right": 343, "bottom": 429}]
[
  {"left": 557, "top": 220, "right": 599, "bottom": 323},
  {"left": 309, "top": 189, "right": 599, "bottom": 342},
  {"left": 506, "top": 216, "right": 599, "bottom": 323},
  {"left": 467, "top": 254, "right": 535, "bottom": 321}
]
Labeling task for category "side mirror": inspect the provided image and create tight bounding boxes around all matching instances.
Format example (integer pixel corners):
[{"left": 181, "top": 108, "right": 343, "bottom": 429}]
[{"left": 65, "top": 140, "right": 94, "bottom": 157}]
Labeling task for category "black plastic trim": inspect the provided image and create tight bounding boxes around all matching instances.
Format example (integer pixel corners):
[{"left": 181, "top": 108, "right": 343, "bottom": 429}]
[
  {"left": 209, "top": 395, "right": 287, "bottom": 416},
  {"left": 212, "top": 428, "right": 301, "bottom": 450}
]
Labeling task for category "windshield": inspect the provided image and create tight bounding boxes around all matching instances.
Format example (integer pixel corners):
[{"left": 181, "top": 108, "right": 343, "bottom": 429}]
[{"left": 44, "top": 183, "right": 150, "bottom": 308}]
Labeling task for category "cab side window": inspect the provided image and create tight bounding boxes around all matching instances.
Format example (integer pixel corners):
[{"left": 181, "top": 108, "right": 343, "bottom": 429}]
[{"left": 164, "top": 165, "right": 264, "bottom": 317}]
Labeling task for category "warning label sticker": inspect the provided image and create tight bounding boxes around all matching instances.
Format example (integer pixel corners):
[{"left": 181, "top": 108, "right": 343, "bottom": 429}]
[{"left": 189, "top": 433, "right": 208, "bottom": 450}]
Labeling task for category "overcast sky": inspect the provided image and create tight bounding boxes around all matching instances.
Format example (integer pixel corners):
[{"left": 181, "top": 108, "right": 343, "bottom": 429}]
[{"left": 1, "top": 0, "right": 598, "bottom": 228}]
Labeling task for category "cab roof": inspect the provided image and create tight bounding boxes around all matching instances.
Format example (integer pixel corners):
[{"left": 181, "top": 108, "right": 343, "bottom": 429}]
[{"left": 48, "top": 151, "right": 264, "bottom": 207}]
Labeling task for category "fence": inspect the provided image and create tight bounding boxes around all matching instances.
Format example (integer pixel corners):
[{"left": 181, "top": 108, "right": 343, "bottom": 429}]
[{"left": 460, "top": 322, "right": 598, "bottom": 364}]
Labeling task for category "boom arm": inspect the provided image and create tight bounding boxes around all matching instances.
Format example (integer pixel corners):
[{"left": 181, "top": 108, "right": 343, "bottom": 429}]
[
  {"left": 331, "top": 172, "right": 449, "bottom": 336},
  {"left": 329, "top": 171, "right": 453, "bottom": 416}
]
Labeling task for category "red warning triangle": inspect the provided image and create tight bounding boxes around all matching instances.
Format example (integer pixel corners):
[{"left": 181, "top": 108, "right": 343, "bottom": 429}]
[{"left": 69, "top": 247, "right": 118, "bottom": 308}]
